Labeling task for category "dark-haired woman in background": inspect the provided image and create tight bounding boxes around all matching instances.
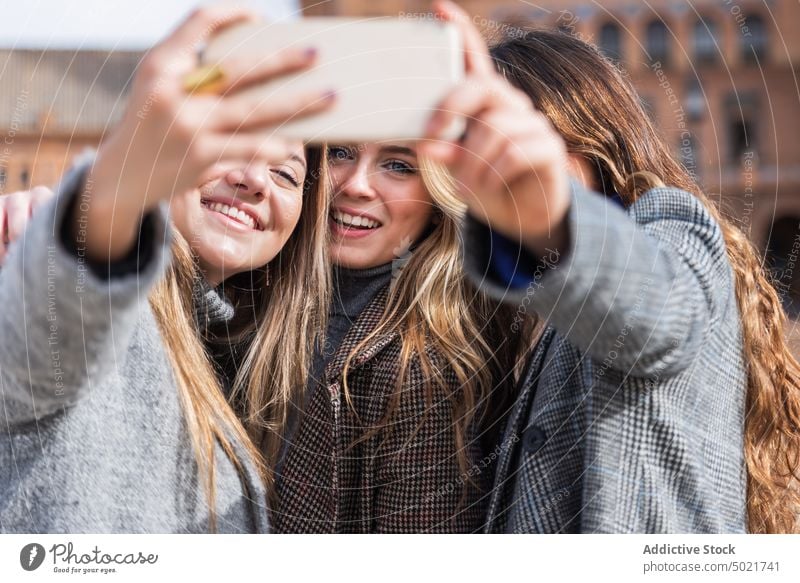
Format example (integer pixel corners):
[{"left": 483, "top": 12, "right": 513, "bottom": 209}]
[{"left": 422, "top": 1, "right": 799, "bottom": 533}]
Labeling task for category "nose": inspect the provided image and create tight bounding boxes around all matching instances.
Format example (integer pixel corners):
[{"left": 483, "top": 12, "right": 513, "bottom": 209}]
[
  {"left": 225, "top": 165, "right": 268, "bottom": 199},
  {"left": 337, "top": 160, "right": 377, "bottom": 200}
]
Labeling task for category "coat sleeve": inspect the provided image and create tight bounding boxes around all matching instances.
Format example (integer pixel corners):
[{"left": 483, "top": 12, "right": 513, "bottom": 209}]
[
  {"left": 462, "top": 182, "right": 734, "bottom": 378},
  {"left": 0, "top": 157, "right": 171, "bottom": 425}
]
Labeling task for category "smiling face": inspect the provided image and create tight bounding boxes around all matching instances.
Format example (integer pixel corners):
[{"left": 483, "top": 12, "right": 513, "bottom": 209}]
[
  {"left": 326, "top": 142, "right": 435, "bottom": 270},
  {"left": 170, "top": 142, "right": 307, "bottom": 285}
]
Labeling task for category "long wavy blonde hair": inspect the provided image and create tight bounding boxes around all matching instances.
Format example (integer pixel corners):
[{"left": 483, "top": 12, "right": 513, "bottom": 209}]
[
  {"left": 339, "top": 155, "right": 535, "bottom": 484},
  {"left": 490, "top": 28, "right": 800, "bottom": 533},
  {"left": 149, "top": 146, "right": 329, "bottom": 529}
]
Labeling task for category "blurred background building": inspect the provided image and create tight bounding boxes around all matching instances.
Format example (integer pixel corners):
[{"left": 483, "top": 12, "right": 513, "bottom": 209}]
[{"left": 2, "top": 0, "right": 799, "bottom": 310}]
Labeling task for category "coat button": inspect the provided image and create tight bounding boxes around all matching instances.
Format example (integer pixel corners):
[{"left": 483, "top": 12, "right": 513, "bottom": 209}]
[{"left": 522, "top": 425, "right": 547, "bottom": 454}]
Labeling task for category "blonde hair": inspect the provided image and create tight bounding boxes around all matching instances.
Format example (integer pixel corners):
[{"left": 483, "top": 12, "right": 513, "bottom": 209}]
[
  {"left": 341, "top": 156, "right": 534, "bottom": 487},
  {"left": 149, "top": 146, "right": 330, "bottom": 528},
  {"left": 229, "top": 146, "right": 331, "bottom": 493},
  {"left": 492, "top": 28, "right": 800, "bottom": 533}
]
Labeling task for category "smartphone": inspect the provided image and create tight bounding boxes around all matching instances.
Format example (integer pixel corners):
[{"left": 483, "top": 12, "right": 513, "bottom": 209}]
[{"left": 201, "top": 17, "right": 465, "bottom": 143}]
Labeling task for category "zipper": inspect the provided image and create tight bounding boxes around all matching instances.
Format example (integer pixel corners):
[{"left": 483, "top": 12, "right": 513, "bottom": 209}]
[{"left": 329, "top": 380, "right": 341, "bottom": 529}]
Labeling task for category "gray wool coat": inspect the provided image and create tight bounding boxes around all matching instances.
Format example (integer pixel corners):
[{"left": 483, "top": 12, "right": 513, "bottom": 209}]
[
  {"left": 463, "top": 182, "right": 748, "bottom": 533},
  {"left": 0, "top": 162, "right": 269, "bottom": 533}
]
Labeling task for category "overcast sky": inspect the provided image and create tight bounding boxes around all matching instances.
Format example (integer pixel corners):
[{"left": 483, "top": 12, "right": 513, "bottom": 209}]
[{"left": 0, "top": 0, "right": 302, "bottom": 49}]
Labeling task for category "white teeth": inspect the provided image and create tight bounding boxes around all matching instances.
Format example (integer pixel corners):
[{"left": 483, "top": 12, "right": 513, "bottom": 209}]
[
  {"left": 202, "top": 200, "right": 258, "bottom": 230},
  {"left": 332, "top": 210, "right": 380, "bottom": 229}
]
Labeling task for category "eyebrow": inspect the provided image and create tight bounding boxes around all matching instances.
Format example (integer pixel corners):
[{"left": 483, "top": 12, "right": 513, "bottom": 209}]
[
  {"left": 380, "top": 145, "right": 417, "bottom": 159},
  {"left": 289, "top": 153, "right": 307, "bottom": 172}
]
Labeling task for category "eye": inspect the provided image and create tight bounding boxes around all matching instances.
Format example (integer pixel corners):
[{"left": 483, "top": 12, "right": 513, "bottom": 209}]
[
  {"left": 383, "top": 159, "right": 417, "bottom": 175},
  {"left": 270, "top": 167, "right": 300, "bottom": 188},
  {"left": 326, "top": 145, "right": 354, "bottom": 163}
]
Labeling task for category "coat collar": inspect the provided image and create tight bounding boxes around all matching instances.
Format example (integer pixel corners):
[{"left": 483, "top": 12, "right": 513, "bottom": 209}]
[{"left": 324, "top": 284, "right": 399, "bottom": 384}]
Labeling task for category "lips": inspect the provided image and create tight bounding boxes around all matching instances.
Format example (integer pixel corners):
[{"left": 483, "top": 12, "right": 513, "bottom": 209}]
[
  {"left": 330, "top": 208, "right": 383, "bottom": 230},
  {"left": 201, "top": 198, "right": 263, "bottom": 231}
]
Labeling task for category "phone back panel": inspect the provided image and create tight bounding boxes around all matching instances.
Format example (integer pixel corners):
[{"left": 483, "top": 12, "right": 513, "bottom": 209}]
[{"left": 203, "top": 18, "right": 464, "bottom": 143}]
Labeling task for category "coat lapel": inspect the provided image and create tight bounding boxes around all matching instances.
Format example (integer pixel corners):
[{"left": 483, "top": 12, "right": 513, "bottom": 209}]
[{"left": 484, "top": 324, "right": 554, "bottom": 532}]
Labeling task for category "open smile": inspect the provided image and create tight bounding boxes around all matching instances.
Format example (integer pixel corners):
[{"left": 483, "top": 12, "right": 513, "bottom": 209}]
[
  {"left": 329, "top": 208, "right": 383, "bottom": 240},
  {"left": 330, "top": 209, "right": 382, "bottom": 230},
  {"left": 201, "top": 198, "right": 263, "bottom": 231}
]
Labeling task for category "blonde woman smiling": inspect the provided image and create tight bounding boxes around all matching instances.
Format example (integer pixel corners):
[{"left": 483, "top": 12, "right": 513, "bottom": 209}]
[{"left": 269, "top": 139, "right": 531, "bottom": 532}]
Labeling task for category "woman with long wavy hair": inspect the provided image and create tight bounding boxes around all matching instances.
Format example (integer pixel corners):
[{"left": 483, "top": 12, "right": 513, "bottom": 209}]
[
  {"left": 0, "top": 6, "right": 333, "bottom": 533},
  {"left": 262, "top": 139, "right": 533, "bottom": 532},
  {"left": 421, "top": 1, "right": 800, "bottom": 533}
]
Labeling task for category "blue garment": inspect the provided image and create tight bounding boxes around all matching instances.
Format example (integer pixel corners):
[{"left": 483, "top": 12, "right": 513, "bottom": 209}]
[{"left": 488, "top": 192, "right": 625, "bottom": 289}]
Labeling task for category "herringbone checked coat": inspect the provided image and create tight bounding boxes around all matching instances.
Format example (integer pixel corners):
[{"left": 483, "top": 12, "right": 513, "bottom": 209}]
[
  {"left": 463, "top": 183, "right": 748, "bottom": 533},
  {"left": 272, "top": 286, "right": 496, "bottom": 533}
]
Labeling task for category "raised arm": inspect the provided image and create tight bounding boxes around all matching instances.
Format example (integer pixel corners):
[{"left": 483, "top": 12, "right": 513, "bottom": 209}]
[
  {"left": 421, "top": 1, "right": 729, "bottom": 378},
  {"left": 0, "top": 5, "right": 335, "bottom": 425},
  {"left": 461, "top": 182, "right": 730, "bottom": 378},
  {"left": 0, "top": 159, "right": 170, "bottom": 424}
]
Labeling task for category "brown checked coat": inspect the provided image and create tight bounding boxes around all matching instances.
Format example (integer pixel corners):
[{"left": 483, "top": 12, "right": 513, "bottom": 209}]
[{"left": 272, "top": 286, "right": 498, "bottom": 533}]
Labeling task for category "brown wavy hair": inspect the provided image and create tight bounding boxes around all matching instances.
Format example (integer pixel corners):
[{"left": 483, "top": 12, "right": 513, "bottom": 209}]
[{"left": 490, "top": 28, "right": 800, "bottom": 533}]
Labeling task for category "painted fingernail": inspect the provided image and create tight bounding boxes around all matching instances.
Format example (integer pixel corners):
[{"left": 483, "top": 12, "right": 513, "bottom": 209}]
[
  {"left": 322, "top": 89, "right": 337, "bottom": 101},
  {"left": 304, "top": 47, "right": 318, "bottom": 59}
]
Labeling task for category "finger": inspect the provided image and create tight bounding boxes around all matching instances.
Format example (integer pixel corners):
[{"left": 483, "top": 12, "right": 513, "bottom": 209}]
[
  {"left": 433, "top": 0, "right": 495, "bottom": 77},
  {"left": 424, "top": 81, "right": 492, "bottom": 143},
  {"left": 156, "top": 4, "right": 257, "bottom": 57},
  {"left": 484, "top": 138, "right": 564, "bottom": 195},
  {"left": 6, "top": 197, "right": 32, "bottom": 243},
  {"left": 457, "top": 120, "right": 510, "bottom": 190},
  {"left": 417, "top": 138, "right": 462, "bottom": 165},
  {"left": 209, "top": 88, "right": 336, "bottom": 132},
  {"left": 425, "top": 77, "right": 530, "bottom": 140},
  {"left": 214, "top": 46, "right": 319, "bottom": 95},
  {"left": 29, "top": 186, "right": 55, "bottom": 212},
  {"left": 468, "top": 112, "right": 552, "bottom": 186}
]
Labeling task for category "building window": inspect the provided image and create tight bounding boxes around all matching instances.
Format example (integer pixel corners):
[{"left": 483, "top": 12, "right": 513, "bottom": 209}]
[
  {"left": 20, "top": 168, "right": 29, "bottom": 188},
  {"left": 685, "top": 78, "right": 705, "bottom": 121},
  {"left": 693, "top": 18, "right": 718, "bottom": 64},
  {"left": 646, "top": 20, "right": 670, "bottom": 65},
  {"left": 599, "top": 22, "right": 623, "bottom": 63},
  {"left": 0, "top": 168, "right": 6, "bottom": 191},
  {"left": 730, "top": 117, "right": 754, "bottom": 163},
  {"left": 726, "top": 92, "right": 758, "bottom": 164},
  {"left": 742, "top": 14, "right": 768, "bottom": 63}
]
